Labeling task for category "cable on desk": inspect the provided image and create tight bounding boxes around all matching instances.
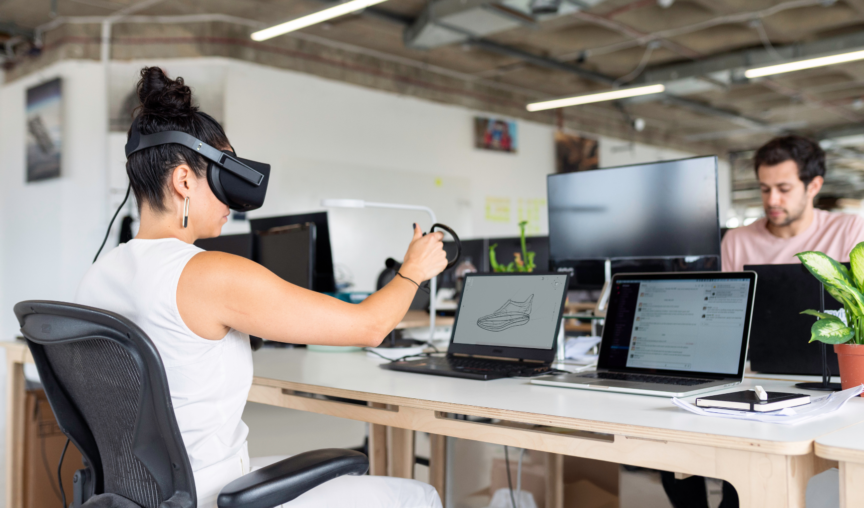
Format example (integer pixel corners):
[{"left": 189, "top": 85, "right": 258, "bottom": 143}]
[{"left": 363, "top": 348, "right": 444, "bottom": 363}]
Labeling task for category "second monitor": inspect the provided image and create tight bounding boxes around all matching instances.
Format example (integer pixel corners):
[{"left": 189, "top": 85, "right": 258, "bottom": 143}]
[{"left": 547, "top": 156, "right": 721, "bottom": 288}]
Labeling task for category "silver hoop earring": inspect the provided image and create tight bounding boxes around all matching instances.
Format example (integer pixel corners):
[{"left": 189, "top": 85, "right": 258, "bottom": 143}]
[{"left": 183, "top": 196, "right": 190, "bottom": 228}]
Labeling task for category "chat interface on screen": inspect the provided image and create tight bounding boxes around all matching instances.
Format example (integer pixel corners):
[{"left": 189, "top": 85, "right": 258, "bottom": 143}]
[
  {"left": 605, "top": 278, "right": 750, "bottom": 374},
  {"left": 453, "top": 274, "right": 568, "bottom": 349}
]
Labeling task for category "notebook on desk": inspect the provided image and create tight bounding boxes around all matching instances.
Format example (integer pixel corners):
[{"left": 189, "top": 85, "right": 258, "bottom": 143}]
[
  {"left": 532, "top": 271, "right": 757, "bottom": 397},
  {"left": 383, "top": 272, "right": 570, "bottom": 380}
]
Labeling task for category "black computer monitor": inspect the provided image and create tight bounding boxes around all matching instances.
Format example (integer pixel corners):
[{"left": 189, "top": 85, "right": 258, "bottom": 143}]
[
  {"left": 250, "top": 212, "right": 337, "bottom": 292},
  {"left": 746, "top": 263, "right": 843, "bottom": 375},
  {"left": 547, "top": 155, "right": 721, "bottom": 289},
  {"left": 256, "top": 223, "right": 316, "bottom": 290},
  {"left": 487, "top": 236, "right": 549, "bottom": 272},
  {"left": 194, "top": 233, "right": 252, "bottom": 259}
]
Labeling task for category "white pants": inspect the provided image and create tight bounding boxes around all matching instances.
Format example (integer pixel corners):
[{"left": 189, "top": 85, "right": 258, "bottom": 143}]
[{"left": 195, "top": 445, "right": 442, "bottom": 508}]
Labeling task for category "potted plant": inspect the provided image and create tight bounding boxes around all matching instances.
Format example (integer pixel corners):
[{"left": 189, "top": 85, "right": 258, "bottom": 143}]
[
  {"left": 798, "top": 244, "right": 864, "bottom": 390},
  {"left": 489, "top": 221, "right": 536, "bottom": 272}
]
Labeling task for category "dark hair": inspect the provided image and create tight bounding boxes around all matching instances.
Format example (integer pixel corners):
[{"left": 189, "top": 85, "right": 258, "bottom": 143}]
[
  {"left": 126, "top": 67, "right": 230, "bottom": 212},
  {"left": 753, "top": 135, "right": 825, "bottom": 186}
]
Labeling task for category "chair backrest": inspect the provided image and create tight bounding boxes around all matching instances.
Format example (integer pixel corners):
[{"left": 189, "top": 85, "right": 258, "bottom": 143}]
[{"left": 14, "top": 301, "right": 196, "bottom": 508}]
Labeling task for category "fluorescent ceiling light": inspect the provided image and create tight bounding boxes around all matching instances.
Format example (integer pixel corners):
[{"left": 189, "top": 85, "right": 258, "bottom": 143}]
[
  {"left": 251, "top": 0, "right": 388, "bottom": 41},
  {"left": 745, "top": 49, "right": 864, "bottom": 78},
  {"left": 526, "top": 84, "right": 666, "bottom": 112}
]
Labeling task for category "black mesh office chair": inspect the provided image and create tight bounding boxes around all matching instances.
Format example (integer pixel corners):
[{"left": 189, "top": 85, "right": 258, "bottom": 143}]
[{"left": 15, "top": 301, "right": 369, "bottom": 508}]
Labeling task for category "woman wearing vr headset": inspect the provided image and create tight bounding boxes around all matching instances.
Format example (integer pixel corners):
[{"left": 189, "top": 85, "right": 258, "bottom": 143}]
[{"left": 75, "top": 67, "right": 447, "bottom": 508}]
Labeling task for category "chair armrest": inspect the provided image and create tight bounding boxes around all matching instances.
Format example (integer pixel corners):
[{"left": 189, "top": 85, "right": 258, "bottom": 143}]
[{"left": 217, "top": 449, "right": 369, "bottom": 508}]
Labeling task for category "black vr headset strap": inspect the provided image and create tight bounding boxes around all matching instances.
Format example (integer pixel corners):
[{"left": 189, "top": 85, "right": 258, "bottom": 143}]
[{"left": 126, "top": 129, "right": 264, "bottom": 187}]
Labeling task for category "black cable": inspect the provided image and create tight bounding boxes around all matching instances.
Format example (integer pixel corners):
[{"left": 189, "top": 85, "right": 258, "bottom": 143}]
[
  {"left": 58, "top": 438, "right": 70, "bottom": 508},
  {"left": 363, "top": 348, "right": 440, "bottom": 363},
  {"left": 504, "top": 445, "right": 517, "bottom": 508},
  {"left": 93, "top": 184, "right": 131, "bottom": 263},
  {"left": 36, "top": 404, "right": 64, "bottom": 503}
]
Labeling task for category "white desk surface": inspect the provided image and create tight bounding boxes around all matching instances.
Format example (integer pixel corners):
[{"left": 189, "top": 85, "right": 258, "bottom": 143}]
[
  {"left": 253, "top": 348, "right": 864, "bottom": 455},
  {"left": 816, "top": 421, "right": 864, "bottom": 463}
]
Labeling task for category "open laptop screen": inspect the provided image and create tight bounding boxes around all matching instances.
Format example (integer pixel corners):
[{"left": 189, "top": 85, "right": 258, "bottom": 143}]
[
  {"left": 598, "top": 274, "right": 755, "bottom": 377},
  {"left": 451, "top": 273, "right": 569, "bottom": 351}
]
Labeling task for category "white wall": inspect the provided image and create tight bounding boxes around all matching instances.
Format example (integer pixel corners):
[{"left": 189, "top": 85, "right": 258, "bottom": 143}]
[{"left": 0, "top": 59, "right": 108, "bottom": 505}]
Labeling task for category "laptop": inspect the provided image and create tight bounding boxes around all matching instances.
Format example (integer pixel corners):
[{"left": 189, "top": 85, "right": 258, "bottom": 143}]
[
  {"left": 746, "top": 264, "right": 842, "bottom": 375},
  {"left": 531, "top": 271, "right": 757, "bottom": 397},
  {"left": 383, "top": 272, "right": 570, "bottom": 380}
]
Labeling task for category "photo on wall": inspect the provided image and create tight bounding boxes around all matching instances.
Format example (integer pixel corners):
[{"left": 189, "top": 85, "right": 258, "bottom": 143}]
[
  {"left": 474, "top": 117, "right": 517, "bottom": 153},
  {"left": 26, "top": 78, "right": 63, "bottom": 182},
  {"left": 555, "top": 131, "right": 599, "bottom": 173}
]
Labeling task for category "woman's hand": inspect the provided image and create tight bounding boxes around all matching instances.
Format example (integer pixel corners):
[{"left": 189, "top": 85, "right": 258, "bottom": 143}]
[{"left": 400, "top": 223, "right": 448, "bottom": 282}]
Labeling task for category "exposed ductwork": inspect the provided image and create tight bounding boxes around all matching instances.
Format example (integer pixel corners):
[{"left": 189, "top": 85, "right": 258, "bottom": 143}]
[{"left": 403, "top": 0, "right": 606, "bottom": 49}]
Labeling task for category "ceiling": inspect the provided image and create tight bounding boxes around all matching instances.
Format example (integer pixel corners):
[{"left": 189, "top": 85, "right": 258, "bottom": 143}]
[{"left": 4, "top": 0, "right": 864, "bottom": 201}]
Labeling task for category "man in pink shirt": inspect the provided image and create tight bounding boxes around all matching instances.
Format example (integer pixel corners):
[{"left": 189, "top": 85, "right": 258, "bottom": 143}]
[{"left": 722, "top": 135, "right": 864, "bottom": 272}]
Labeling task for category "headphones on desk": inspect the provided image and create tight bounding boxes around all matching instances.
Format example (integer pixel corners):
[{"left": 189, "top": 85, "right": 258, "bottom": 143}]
[{"left": 93, "top": 113, "right": 272, "bottom": 262}]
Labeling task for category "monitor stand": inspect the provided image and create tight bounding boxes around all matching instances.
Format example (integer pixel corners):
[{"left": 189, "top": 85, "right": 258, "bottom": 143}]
[
  {"left": 594, "top": 259, "right": 612, "bottom": 318},
  {"left": 795, "top": 289, "right": 841, "bottom": 391}
]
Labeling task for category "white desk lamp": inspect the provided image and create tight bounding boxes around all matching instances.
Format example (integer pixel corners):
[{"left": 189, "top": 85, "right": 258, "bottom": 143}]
[{"left": 321, "top": 199, "right": 440, "bottom": 343}]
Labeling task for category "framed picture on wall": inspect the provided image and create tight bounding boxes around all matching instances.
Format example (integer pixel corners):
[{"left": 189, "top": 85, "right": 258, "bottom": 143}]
[
  {"left": 555, "top": 131, "right": 599, "bottom": 173},
  {"left": 474, "top": 117, "right": 517, "bottom": 153},
  {"left": 26, "top": 78, "right": 63, "bottom": 182}
]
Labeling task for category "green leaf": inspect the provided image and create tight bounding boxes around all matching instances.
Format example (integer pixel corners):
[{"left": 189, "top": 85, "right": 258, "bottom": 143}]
[
  {"left": 801, "top": 309, "right": 843, "bottom": 322},
  {"left": 810, "top": 319, "right": 854, "bottom": 344},
  {"left": 489, "top": 244, "right": 502, "bottom": 272},
  {"left": 797, "top": 251, "right": 864, "bottom": 315},
  {"left": 851, "top": 242, "right": 864, "bottom": 293}
]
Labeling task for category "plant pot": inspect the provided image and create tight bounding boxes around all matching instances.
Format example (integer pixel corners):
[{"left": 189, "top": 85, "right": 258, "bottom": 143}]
[{"left": 834, "top": 344, "right": 864, "bottom": 393}]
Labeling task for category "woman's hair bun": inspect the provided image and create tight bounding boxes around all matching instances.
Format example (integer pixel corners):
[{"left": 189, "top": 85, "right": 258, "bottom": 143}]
[{"left": 136, "top": 66, "right": 197, "bottom": 118}]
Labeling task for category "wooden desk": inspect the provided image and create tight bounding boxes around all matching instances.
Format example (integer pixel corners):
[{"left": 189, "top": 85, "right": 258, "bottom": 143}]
[
  {"left": 396, "top": 310, "right": 454, "bottom": 329},
  {"left": 5, "top": 341, "right": 863, "bottom": 508},
  {"left": 815, "top": 421, "right": 864, "bottom": 508}
]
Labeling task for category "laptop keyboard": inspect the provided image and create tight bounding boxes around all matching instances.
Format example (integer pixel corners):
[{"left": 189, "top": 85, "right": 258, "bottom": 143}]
[
  {"left": 430, "top": 356, "right": 552, "bottom": 377},
  {"left": 581, "top": 372, "right": 713, "bottom": 386}
]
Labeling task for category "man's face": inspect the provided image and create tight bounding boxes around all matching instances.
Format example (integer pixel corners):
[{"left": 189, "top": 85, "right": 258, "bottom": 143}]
[{"left": 758, "top": 160, "right": 820, "bottom": 227}]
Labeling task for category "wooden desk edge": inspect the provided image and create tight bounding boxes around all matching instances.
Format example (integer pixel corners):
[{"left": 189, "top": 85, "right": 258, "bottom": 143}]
[
  {"left": 253, "top": 376, "right": 816, "bottom": 456},
  {"left": 815, "top": 441, "right": 864, "bottom": 464}
]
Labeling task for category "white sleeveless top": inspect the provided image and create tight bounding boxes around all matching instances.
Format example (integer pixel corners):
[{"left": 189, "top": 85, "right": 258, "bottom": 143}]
[{"left": 75, "top": 238, "right": 253, "bottom": 503}]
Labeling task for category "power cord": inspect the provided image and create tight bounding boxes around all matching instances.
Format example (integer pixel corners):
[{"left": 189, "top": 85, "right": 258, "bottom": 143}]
[
  {"left": 58, "top": 438, "right": 70, "bottom": 508},
  {"left": 363, "top": 348, "right": 442, "bottom": 363},
  {"left": 504, "top": 446, "right": 517, "bottom": 508},
  {"left": 93, "top": 184, "right": 131, "bottom": 263},
  {"left": 36, "top": 403, "right": 64, "bottom": 503}
]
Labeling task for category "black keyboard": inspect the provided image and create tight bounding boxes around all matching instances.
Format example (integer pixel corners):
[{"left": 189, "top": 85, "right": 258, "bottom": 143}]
[
  {"left": 385, "top": 355, "right": 552, "bottom": 380},
  {"left": 581, "top": 372, "right": 713, "bottom": 386},
  {"left": 442, "top": 357, "right": 552, "bottom": 377}
]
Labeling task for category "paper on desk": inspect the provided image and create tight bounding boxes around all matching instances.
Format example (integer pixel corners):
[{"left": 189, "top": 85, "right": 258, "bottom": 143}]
[
  {"left": 565, "top": 336, "right": 602, "bottom": 359},
  {"left": 671, "top": 385, "right": 863, "bottom": 425}
]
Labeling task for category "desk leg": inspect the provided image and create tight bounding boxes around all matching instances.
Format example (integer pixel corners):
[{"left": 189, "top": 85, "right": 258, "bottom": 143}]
[
  {"left": 840, "top": 462, "right": 864, "bottom": 508},
  {"left": 717, "top": 450, "right": 832, "bottom": 508},
  {"left": 368, "top": 402, "right": 388, "bottom": 476},
  {"left": 429, "top": 434, "right": 446, "bottom": 501},
  {"left": 5, "top": 358, "right": 25, "bottom": 508},
  {"left": 387, "top": 427, "right": 415, "bottom": 479},
  {"left": 545, "top": 453, "right": 563, "bottom": 508}
]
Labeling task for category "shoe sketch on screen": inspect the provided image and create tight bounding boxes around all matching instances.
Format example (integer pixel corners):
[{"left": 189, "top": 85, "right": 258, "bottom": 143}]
[{"left": 477, "top": 295, "right": 534, "bottom": 332}]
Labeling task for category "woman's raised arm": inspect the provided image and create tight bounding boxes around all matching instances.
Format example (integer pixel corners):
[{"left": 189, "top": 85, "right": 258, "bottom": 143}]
[{"left": 177, "top": 224, "right": 447, "bottom": 346}]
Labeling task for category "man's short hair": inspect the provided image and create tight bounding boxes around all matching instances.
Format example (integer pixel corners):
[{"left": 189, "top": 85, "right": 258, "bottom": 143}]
[{"left": 753, "top": 135, "right": 826, "bottom": 186}]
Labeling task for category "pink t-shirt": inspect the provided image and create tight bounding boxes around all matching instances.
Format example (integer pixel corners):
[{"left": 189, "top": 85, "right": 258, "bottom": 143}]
[{"left": 721, "top": 209, "right": 864, "bottom": 272}]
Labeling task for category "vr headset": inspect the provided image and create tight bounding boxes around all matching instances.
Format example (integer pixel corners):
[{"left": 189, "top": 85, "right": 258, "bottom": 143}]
[{"left": 124, "top": 114, "right": 270, "bottom": 212}]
